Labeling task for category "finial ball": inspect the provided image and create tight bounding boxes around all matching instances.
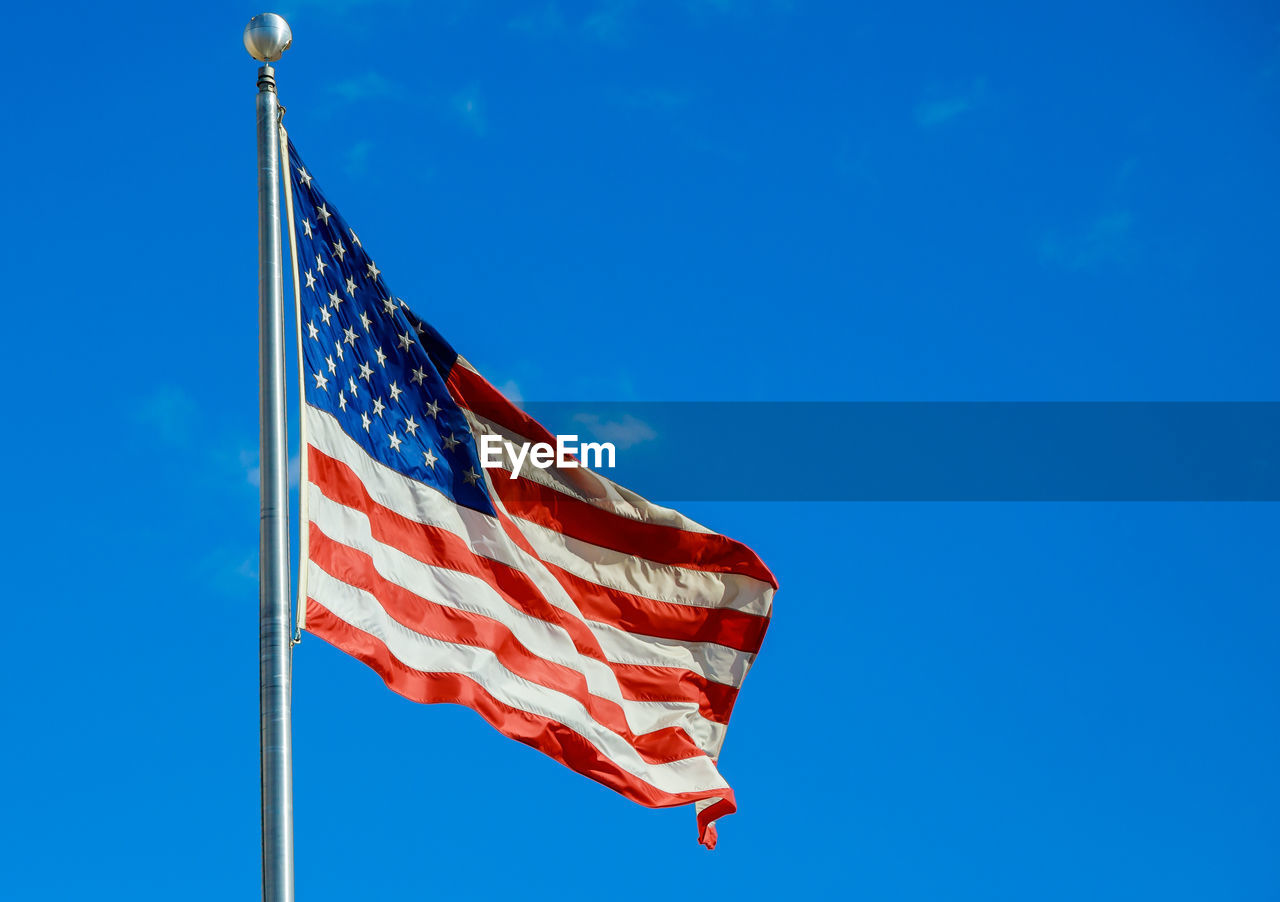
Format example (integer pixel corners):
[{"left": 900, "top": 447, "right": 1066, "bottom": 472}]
[{"left": 244, "top": 13, "right": 292, "bottom": 62}]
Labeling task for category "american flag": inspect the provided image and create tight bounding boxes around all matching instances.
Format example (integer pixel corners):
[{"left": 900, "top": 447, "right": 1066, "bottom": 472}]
[{"left": 285, "top": 140, "right": 777, "bottom": 847}]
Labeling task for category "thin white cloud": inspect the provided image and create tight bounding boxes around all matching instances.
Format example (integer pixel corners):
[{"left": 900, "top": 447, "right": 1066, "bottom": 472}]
[
  {"left": 496, "top": 379, "right": 524, "bottom": 405},
  {"left": 686, "top": 0, "right": 793, "bottom": 13},
  {"left": 242, "top": 449, "right": 258, "bottom": 487},
  {"left": 1040, "top": 210, "right": 1134, "bottom": 270},
  {"left": 283, "top": 0, "right": 415, "bottom": 15},
  {"left": 916, "top": 97, "right": 973, "bottom": 127},
  {"left": 196, "top": 546, "right": 259, "bottom": 598},
  {"left": 452, "top": 87, "right": 487, "bottom": 135},
  {"left": 345, "top": 140, "right": 375, "bottom": 176},
  {"left": 915, "top": 78, "right": 988, "bottom": 128},
  {"left": 244, "top": 451, "right": 302, "bottom": 489},
  {"left": 686, "top": 0, "right": 796, "bottom": 18},
  {"left": 331, "top": 71, "right": 401, "bottom": 102},
  {"left": 237, "top": 555, "right": 258, "bottom": 582},
  {"left": 508, "top": 3, "right": 567, "bottom": 36},
  {"left": 582, "top": 0, "right": 632, "bottom": 44},
  {"left": 134, "top": 385, "right": 198, "bottom": 446},
  {"left": 509, "top": 0, "right": 789, "bottom": 42},
  {"left": 571, "top": 412, "right": 657, "bottom": 450},
  {"left": 613, "top": 88, "right": 694, "bottom": 111}
]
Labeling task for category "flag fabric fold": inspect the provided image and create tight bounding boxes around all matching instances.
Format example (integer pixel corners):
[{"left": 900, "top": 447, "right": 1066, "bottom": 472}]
[{"left": 284, "top": 140, "right": 777, "bottom": 847}]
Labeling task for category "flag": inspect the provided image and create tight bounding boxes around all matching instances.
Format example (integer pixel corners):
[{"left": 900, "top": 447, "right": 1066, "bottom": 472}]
[{"left": 284, "top": 140, "right": 777, "bottom": 847}]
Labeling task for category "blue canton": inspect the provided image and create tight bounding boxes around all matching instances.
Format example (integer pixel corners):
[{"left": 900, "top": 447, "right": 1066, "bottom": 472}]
[{"left": 286, "top": 142, "right": 495, "bottom": 516}]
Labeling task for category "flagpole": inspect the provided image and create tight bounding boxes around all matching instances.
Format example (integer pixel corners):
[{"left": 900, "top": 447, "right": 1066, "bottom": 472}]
[{"left": 245, "top": 13, "right": 295, "bottom": 902}]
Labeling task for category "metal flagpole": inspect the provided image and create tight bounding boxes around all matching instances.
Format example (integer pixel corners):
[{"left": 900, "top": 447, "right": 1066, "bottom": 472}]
[{"left": 245, "top": 13, "right": 295, "bottom": 902}]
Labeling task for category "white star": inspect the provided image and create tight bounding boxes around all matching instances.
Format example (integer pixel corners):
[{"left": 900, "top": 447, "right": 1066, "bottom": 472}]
[
  {"left": 315, "top": 254, "right": 328, "bottom": 276},
  {"left": 423, "top": 448, "right": 438, "bottom": 468},
  {"left": 334, "top": 341, "right": 344, "bottom": 361},
  {"left": 361, "top": 412, "right": 371, "bottom": 432},
  {"left": 345, "top": 276, "right": 356, "bottom": 297},
  {"left": 302, "top": 219, "right": 313, "bottom": 238},
  {"left": 389, "top": 381, "right": 403, "bottom": 402},
  {"left": 319, "top": 307, "right": 332, "bottom": 325},
  {"left": 425, "top": 399, "right": 441, "bottom": 419},
  {"left": 333, "top": 240, "right": 346, "bottom": 261},
  {"left": 463, "top": 467, "right": 481, "bottom": 486},
  {"left": 317, "top": 203, "right": 331, "bottom": 225},
  {"left": 304, "top": 269, "right": 316, "bottom": 290},
  {"left": 411, "top": 366, "right": 428, "bottom": 385},
  {"left": 415, "top": 321, "right": 427, "bottom": 335},
  {"left": 313, "top": 370, "right": 329, "bottom": 391},
  {"left": 307, "top": 321, "right": 319, "bottom": 340},
  {"left": 348, "top": 376, "right": 359, "bottom": 397},
  {"left": 375, "top": 347, "right": 387, "bottom": 367},
  {"left": 404, "top": 415, "right": 419, "bottom": 436},
  {"left": 344, "top": 327, "right": 358, "bottom": 347},
  {"left": 325, "top": 354, "right": 337, "bottom": 374},
  {"left": 328, "top": 289, "right": 343, "bottom": 310},
  {"left": 372, "top": 397, "right": 386, "bottom": 417},
  {"left": 358, "top": 362, "right": 373, "bottom": 382},
  {"left": 349, "top": 228, "right": 361, "bottom": 247},
  {"left": 297, "top": 166, "right": 312, "bottom": 188},
  {"left": 338, "top": 391, "right": 348, "bottom": 411},
  {"left": 443, "top": 433, "right": 460, "bottom": 451},
  {"left": 387, "top": 432, "right": 403, "bottom": 452},
  {"left": 398, "top": 329, "right": 414, "bottom": 351},
  {"left": 382, "top": 297, "right": 397, "bottom": 316},
  {"left": 367, "top": 261, "right": 381, "bottom": 280},
  {"left": 359, "top": 311, "right": 372, "bottom": 331}
]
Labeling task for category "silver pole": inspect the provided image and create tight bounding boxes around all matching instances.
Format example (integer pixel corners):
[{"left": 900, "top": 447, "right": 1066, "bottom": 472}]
[{"left": 245, "top": 14, "right": 294, "bottom": 902}]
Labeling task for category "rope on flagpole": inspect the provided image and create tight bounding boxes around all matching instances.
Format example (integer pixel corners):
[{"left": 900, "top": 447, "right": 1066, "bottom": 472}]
[{"left": 279, "top": 112, "right": 308, "bottom": 643}]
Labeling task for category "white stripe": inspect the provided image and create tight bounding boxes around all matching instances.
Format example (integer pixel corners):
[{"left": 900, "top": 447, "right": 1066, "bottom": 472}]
[
  {"left": 309, "top": 488, "right": 727, "bottom": 752},
  {"left": 578, "top": 619, "right": 757, "bottom": 688},
  {"left": 512, "top": 516, "right": 774, "bottom": 616},
  {"left": 310, "top": 566, "right": 730, "bottom": 795},
  {"left": 306, "top": 405, "right": 760, "bottom": 689}
]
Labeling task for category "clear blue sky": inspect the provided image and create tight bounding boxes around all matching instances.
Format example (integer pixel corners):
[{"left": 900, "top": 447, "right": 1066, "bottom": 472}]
[{"left": 2, "top": 1, "right": 1278, "bottom": 898}]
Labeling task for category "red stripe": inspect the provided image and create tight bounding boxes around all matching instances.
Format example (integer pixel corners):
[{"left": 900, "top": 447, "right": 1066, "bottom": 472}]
[
  {"left": 543, "top": 560, "right": 768, "bottom": 653},
  {"left": 445, "top": 364, "right": 778, "bottom": 589},
  {"left": 309, "top": 443, "right": 742, "bottom": 722},
  {"left": 494, "top": 475, "right": 779, "bottom": 589},
  {"left": 310, "top": 528, "right": 713, "bottom": 764},
  {"left": 447, "top": 364, "right": 562, "bottom": 449},
  {"left": 306, "top": 598, "right": 734, "bottom": 847},
  {"left": 608, "top": 659, "right": 741, "bottom": 723},
  {"left": 696, "top": 798, "right": 735, "bottom": 850}
]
